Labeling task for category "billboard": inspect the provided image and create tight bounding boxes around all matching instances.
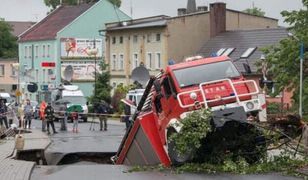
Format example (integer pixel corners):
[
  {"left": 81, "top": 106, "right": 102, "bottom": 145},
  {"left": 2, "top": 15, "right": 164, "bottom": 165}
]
[
  {"left": 60, "top": 38, "right": 103, "bottom": 58},
  {"left": 61, "top": 61, "right": 101, "bottom": 81}
]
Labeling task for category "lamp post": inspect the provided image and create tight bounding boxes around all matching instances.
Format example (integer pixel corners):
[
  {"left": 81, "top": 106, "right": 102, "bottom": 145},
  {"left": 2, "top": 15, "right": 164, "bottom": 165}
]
[{"left": 288, "top": 33, "right": 304, "bottom": 117}]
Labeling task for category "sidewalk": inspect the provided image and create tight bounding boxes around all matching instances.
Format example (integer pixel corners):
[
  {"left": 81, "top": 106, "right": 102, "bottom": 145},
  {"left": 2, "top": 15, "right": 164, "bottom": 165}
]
[{"left": 0, "top": 129, "right": 51, "bottom": 180}]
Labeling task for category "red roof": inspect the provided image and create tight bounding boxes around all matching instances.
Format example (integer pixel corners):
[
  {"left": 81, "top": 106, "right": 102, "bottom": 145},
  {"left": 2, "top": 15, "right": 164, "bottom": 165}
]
[{"left": 19, "top": 3, "right": 94, "bottom": 42}]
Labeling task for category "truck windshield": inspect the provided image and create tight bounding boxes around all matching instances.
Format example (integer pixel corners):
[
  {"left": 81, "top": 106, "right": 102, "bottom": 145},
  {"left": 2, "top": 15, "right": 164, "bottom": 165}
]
[
  {"left": 63, "top": 96, "right": 86, "bottom": 105},
  {"left": 173, "top": 61, "right": 240, "bottom": 88}
]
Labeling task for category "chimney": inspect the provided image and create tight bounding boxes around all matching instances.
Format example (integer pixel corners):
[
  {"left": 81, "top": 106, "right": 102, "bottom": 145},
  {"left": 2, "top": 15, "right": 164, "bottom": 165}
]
[
  {"left": 197, "top": 6, "right": 208, "bottom": 12},
  {"left": 210, "top": 3, "right": 226, "bottom": 37},
  {"left": 177, "top": 8, "right": 187, "bottom": 16},
  {"left": 186, "top": 0, "right": 197, "bottom": 14}
]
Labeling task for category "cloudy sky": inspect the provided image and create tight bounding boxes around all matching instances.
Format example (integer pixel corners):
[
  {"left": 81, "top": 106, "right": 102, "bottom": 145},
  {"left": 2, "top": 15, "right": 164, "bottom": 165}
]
[{"left": 0, "top": 0, "right": 304, "bottom": 26}]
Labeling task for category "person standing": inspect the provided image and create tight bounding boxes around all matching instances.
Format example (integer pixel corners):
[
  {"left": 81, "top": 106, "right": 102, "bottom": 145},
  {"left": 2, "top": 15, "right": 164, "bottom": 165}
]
[
  {"left": 0, "top": 100, "right": 9, "bottom": 129},
  {"left": 44, "top": 103, "right": 57, "bottom": 134},
  {"left": 72, "top": 111, "right": 79, "bottom": 133},
  {"left": 17, "top": 102, "right": 25, "bottom": 128},
  {"left": 24, "top": 100, "right": 33, "bottom": 129},
  {"left": 39, "top": 101, "right": 47, "bottom": 132},
  {"left": 59, "top": 103, "right": 68, "bottom": 131},
  {"left": 123, "top": 104, "right": 131, "bottom": 130},
  {"left": 98, "top": 101, "right": 108, "bottom": 131}
]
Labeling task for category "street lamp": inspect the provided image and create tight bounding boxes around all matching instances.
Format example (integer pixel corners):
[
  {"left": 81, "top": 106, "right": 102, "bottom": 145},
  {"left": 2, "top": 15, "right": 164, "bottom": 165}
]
[{"left": 288, "top": 32, "right": 304, "bottom": 118}]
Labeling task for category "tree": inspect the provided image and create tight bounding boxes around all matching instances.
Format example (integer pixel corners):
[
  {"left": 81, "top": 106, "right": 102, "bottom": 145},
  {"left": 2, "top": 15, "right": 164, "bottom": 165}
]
[
  {"left": 44, "top": 0, "right": 121, "bottom": 11},
  {"left": 88, "top": 61, "right": 112, "bottom": 105},
  {"left": 258, "top": 0, "right": 308, "bottom": 113},
  {"left": 242, "top": 7, "right": 265, "bottom": 17},
  {"left": 0, "top": 19, "right": 18, "bottom": 58}
]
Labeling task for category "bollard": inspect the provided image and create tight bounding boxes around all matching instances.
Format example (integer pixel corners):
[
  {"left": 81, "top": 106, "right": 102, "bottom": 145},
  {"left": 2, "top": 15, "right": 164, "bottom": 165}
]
[
  {"left": 302, "top": 124, "right": 308, "bottom": 153},
  {"left": 15, "top": 134, "right": 25, "bottom": 150}
]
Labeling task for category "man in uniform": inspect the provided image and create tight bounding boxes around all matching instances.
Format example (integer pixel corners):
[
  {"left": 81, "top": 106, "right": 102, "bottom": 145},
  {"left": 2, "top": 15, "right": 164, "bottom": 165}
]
[{"left": 45, "top": 103, "right": 57, "bottom": 134}]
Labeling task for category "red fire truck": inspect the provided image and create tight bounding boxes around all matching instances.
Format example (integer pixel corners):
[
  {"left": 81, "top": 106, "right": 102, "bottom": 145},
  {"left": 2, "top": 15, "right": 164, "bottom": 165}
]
[{"left": 114, "top": 56, "right": 264, "bottom": 166}]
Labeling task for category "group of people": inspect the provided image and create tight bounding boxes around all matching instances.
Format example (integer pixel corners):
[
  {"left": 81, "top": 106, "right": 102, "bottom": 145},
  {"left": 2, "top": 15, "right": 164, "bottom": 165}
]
[
  {"left": 1, "top": 97, "right": 116, "bottom": 135},
  {"left": 0, "top": 99, "right": 9, "bottom": 129}
]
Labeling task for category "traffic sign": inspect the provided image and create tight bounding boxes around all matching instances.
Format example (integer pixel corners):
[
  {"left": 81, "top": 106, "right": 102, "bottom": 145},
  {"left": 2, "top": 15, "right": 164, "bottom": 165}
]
[{"left": 15, "top": 90, "right": 22, "bottom": 97}]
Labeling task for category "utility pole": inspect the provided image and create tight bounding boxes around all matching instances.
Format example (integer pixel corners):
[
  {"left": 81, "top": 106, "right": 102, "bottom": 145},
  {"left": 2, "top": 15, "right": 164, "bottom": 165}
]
[
  {"left": 299, "top": 42, "right": 304, "bottom": 117},
  {"left": 94, "top": 38, "right": 97, "bottom": 97}
]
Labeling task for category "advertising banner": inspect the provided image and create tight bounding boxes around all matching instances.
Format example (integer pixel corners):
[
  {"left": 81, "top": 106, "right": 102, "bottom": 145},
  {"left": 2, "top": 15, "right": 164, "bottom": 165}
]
[
  {"left": 60, "top": 38, "right": 103, "bottom": 58},
  {"left": 61, "top": 61, "right": 101, "bottom": 81}
]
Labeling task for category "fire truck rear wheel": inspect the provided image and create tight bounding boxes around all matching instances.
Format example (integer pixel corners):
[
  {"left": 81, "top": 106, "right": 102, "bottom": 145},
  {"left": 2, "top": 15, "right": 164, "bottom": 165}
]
[{"left": 167, "top": 128, "right": 194, "bottom": 165}]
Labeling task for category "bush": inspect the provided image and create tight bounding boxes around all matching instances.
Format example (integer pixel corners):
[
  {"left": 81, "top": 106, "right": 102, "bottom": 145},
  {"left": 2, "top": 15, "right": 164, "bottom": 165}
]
[{"left": 267, "top": 102, "right": 282, "bottom": 114}]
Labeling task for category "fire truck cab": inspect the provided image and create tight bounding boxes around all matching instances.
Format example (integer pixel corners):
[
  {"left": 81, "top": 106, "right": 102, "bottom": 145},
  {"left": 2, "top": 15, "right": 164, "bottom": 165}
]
[{"left": 115, "top": 56, "right": 262, "bottom": 166}]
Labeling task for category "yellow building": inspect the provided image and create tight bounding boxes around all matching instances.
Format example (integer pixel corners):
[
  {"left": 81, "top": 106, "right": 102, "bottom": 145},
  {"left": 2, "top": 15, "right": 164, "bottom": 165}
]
[{"left": 104, "top": 2, "right": 278, "bottom": 88}]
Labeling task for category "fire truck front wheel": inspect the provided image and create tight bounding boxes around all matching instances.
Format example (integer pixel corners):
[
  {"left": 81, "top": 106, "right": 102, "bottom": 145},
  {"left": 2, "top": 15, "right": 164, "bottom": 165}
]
[{"left": 167, "top": 128, "right": 194, "bottom": 165}]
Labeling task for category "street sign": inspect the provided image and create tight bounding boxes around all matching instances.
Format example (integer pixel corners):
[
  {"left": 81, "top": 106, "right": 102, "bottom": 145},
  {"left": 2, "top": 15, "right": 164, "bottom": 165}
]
[
  {"left": 41, "top": 85, "right": 48, "bottom": 91},
  {"left": 41, "top": 62, "right": 56, "bottom": 68},
  {"left": 15, "top": 90, "right": 22, "bottom": 97}
]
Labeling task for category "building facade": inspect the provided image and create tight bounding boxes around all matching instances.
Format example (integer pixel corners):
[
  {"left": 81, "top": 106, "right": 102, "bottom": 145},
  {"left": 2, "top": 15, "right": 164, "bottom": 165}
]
[
  {"left": 105, "top": 2, "right": 278, "bottom": 89},
  {"left": 0, "top": 59, "right": 18, "bottom": 93},
  {"left": 19, "top": 0, "right": 130, "bottom": 101}
]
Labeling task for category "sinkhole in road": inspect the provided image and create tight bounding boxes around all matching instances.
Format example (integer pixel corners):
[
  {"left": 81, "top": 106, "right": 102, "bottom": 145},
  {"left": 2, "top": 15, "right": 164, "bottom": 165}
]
[
  {"left": 17, "top": 151, "right": 116, "bottom": 165},
  {"left": 57, "top": 152, "right": 116, "bottom": 165}
]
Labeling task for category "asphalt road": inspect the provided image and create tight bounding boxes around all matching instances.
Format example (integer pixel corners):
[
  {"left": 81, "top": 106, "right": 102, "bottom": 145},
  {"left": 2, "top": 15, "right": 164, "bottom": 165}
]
[{"left": 29, "top": 119, "right": 303, "bottom": 180}]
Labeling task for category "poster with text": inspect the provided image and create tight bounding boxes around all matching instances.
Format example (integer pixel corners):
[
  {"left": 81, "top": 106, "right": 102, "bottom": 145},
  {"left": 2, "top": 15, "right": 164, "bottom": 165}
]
[
  {"left": 61, "top": 61, "right": 101, "bottom": 81},
  {"left": 60, "top": 38, "right": 103, "bottom": 58}
]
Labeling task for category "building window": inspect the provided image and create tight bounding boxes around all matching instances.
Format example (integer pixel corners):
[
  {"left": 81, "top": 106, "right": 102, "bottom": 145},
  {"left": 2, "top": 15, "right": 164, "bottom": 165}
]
[
  {"left": 24, "top": 46, "right": 28, "bottom": 58},
  {"left": 47, "top": 44, "right": 51, "bottom": 57},
  {"left": 42, "top": 45, "right": 46, "bottom": 57},
  {"left": 146, "top": 52, "right": 153, "bottom": 70},
  {"left": 133, "top": 35, "right": 138, "bottom": 43},
  {"left": 36, "top": 69, "right": 39, "bottom": 82},
  {"left": 11, "top": 66, "right": 16, "bottom": 76},
  {"left": 156, "top": 52, "right": 162, "bottom": 69},
  {"left": 132, "top": 53, "right": 139, "bottom": 70},
  {"left": 222, "top": 48, "right": 235, "bottom": 56},
  {"left": 241, "top": 47, "right": 257, "bottom": 58},
  {"left": 147, "top": 34, "right": 152, "bottom": 43},
  {"left": 112, "top": 37, "right": 116, "bottom": 44},
  {"left": 119, "top": 36, "right": 123, "bottom": 44},
  {"left": 216, "top": 48, "right": 226, "bottom": 56},
  {"left": 112, "top": 54, "right": 117, "bottom": 70},
  {"left": 156, "top": 33, "right": 161, "bottom": 42},
  {"left": 28, "top": 46, "right": 32, "bottom": 58},
  {"left": 35, "top": 45, "right": 39, "bottom": 58},
  {"left": 0, "top": 65, "right": 4, "bottom": 76},
  {"left": 119, "top": 54, "right": 124, "bottom": 70}
]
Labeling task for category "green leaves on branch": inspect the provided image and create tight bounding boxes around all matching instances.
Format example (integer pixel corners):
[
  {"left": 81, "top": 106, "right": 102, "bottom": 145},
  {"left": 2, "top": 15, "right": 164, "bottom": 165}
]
[
  {"left": 169, "top": 109, "right": 212, "bottom": 156},
  {"left": 0, "top": 19, "right": 18, "bottom": 58},
  {"left": 242, "top": 7, "right": 265, "bottom": 17},
  {"left": 87, "top": 60, "right": 112, "bottom": 104},
  {"left": 257, "top": 0, "right": 308, "bottom": 113},
  {"left": 44, "top": 0, "right": 121, "bottom": 11}
]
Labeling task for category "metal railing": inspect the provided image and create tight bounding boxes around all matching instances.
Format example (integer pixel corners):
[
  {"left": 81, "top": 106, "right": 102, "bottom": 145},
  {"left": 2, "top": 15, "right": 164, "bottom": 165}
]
[{"left": 177, "top": 79, "right": 259, "bottom": 109}]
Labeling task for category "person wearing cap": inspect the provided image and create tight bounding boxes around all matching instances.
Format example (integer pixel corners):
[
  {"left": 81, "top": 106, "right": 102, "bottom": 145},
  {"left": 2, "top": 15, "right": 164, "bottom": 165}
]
[{"left": 44, "top": 103, "right": 57, "bottom": 134}]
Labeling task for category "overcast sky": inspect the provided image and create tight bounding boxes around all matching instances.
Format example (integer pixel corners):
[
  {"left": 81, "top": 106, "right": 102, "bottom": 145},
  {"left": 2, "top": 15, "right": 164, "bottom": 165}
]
[{"left": 0, "top": 0, "right": 304, "bottom": 26}]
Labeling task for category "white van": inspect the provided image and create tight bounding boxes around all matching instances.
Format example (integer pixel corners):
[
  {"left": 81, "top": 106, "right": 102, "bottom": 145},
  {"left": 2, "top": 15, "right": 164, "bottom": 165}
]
[
  {"left": 0, "top": 93, "right": 15, "bottom": 106},
  {"left": 125, "top": 89, "right": 144, "bottom": 115},
  {"left": 52, "top": 85, "right": 88, "bottom": 122}
]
